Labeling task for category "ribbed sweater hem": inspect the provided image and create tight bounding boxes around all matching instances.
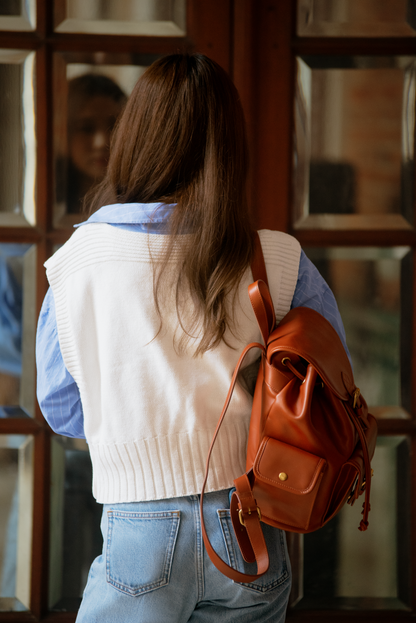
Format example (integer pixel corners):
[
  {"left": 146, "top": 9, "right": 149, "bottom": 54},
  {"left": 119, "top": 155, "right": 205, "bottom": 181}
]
[{"left": 88, "top": 422, "right": 249, "bottom": 504}]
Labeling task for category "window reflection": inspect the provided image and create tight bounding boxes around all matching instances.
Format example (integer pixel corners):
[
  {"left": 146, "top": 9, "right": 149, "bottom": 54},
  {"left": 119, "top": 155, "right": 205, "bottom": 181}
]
[
  {"left": 0, "top": 0, "right": 20, "bottom": 15},
  {"left": 0, "top": 435, "right": 33, "bottom": 612},
  {"left": 298, "top": 437, "right": 411, "bottom": 610},
  {"left": 49, "top": 437, "right": 102, "bottom": 611},
  {"left": 0, "top": 0, "right": 35, "bottom": 30},
  {"left": 304, "top": 247, "right": 412, "bottom": 418},
  {"left": 58, "top": 74, "right": 127, "bottom": 215},
  {"left": 0, "top": 244, "right": 36, "bottom": 416},
  {"left": 54, "top": 55, "right": 152, "bottom": 225},
  {"left": 0, "top": 50, "right": 36, "bottom": 225},
  {"left": 294, "top": 56, "right": 416, "bottom": 229},
  {"left": 297, "top": 0, "right": 416, "bottom": 37},
  {"left": 54, "top": 0, "right": 186, "bottom": 36}
]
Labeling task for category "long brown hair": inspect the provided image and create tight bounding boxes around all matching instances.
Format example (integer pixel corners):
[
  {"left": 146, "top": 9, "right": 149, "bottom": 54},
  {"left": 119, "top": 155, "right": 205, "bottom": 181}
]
[{"left": 88, "top": 54, "right": 254, "bottom": 354}]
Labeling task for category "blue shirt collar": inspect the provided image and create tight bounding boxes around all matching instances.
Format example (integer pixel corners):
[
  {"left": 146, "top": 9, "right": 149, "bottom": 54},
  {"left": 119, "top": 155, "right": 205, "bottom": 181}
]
[{"left": 74, "top": 202, "right": 176, "bottom": 227}]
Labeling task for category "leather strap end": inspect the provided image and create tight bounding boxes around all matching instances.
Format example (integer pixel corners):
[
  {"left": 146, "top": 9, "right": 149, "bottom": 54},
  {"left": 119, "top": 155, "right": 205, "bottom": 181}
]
[{"left": 230, "top": 491, "right": 256, "bottom": 564}]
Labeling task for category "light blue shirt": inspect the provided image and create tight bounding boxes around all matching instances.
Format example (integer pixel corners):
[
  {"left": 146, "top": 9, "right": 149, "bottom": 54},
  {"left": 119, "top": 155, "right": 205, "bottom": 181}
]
[{"left": 36, "top": 202, "right": 350, "bottom": 439}]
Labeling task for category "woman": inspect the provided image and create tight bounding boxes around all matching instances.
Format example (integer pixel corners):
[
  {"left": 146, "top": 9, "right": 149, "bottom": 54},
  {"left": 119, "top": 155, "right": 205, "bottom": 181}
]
[{"left": 36, "top": 54, "right": 349, "bottom": 622}]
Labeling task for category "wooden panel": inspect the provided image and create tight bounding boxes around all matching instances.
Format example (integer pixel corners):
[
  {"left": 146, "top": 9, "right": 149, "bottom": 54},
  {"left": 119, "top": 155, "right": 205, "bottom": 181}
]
[
  {"left": 35, "top": 44, "right": 52, "bottom": 233},
  {"left": 232, "top": 0, "right": 256, "bottom": 218},
  {"left": 30, "top": 430, "right": 50, "bottom": 618},
  {"left": 249, "top": 0, "right": 296, "bottom": 232},
  {"left": 294, "top": 37, "right": 416, "bottom": 56},
  {"left": 287, "top": 613, "right": 416, "bottom": 622},
  {"left": 187, "top": 0, "right": 232, "bottom": 71},
  {"left": 48, "top": 33, "right": 188, "bottom": 54}
]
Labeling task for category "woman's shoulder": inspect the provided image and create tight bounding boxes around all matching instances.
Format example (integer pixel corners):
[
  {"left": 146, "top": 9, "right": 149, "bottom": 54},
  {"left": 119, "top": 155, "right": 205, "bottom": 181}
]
[
  {"left": 43, "top": 223, "right": 118, "bottom": 278},
  {"left": 257, "top": 229, "right": 301, "bottom": 265}
]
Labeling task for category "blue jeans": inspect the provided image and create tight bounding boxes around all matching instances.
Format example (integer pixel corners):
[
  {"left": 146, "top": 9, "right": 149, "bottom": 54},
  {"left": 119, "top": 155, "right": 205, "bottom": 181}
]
[{"left": 76, "top": 489, "right": 291, "bottom": 622}]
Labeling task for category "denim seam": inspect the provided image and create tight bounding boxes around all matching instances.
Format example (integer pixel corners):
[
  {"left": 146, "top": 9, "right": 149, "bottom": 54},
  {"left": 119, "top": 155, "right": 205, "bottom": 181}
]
[
  {"left": 217, "top": 510, "right": 237, "bottom": 568},
  {"left": 193, "top": 496, "right": 205, "bottom": 601}
]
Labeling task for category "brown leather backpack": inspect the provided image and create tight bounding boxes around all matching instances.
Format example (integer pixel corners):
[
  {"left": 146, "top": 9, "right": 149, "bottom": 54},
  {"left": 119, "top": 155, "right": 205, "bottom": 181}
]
[{"left": 200, "top": 234, "right": 378, "bottom": 583}]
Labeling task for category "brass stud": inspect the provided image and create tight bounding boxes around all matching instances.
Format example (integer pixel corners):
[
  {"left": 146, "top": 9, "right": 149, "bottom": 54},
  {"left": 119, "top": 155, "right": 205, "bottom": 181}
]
[{"left": 279, "top": 472, "right": 288, "bottom": 481}]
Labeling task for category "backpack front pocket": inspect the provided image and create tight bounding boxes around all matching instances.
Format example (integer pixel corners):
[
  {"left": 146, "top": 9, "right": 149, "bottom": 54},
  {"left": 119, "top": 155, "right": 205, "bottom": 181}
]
[{"left": 252, "top": 437, "right": 326, "bottom": 531}]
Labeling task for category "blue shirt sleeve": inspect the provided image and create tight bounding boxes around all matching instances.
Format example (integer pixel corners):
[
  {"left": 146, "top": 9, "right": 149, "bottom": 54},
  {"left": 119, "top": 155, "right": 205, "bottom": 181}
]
[
  {"left": 36, "top": 288, "right": 86, "bottom": 438},
  {"left": 291, "top": 251, "right": 352, "bottom": 366}
]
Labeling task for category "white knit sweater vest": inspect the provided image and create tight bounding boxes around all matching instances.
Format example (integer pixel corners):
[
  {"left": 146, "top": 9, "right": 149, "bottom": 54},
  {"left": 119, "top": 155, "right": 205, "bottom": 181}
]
[{"left": 45, "top": 226, "right": 301, "bottom": 503}]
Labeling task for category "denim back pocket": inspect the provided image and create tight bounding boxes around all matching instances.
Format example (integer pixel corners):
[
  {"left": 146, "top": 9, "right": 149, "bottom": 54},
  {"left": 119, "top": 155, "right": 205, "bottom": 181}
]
[
  {"left": 106, "top": 510, "right": 180, "bottom": 596},
  {"left": 217, "top": 510, "right": 290, "bottom": 593}
]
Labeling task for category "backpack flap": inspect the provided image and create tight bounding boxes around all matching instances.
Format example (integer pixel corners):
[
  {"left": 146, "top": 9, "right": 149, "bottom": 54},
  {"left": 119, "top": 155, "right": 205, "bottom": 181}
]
[
  {"left": 267, "top": 306, "right": 355, "bottom": 401},
  {"left": 251, "top": 436, "right": 327, "bottom": 531}
]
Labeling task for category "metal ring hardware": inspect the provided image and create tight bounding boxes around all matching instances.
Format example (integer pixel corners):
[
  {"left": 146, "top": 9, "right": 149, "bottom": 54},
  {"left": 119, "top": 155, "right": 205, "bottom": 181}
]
[{"left": 281, "top": 357, "right": 306, "bottom": 383}]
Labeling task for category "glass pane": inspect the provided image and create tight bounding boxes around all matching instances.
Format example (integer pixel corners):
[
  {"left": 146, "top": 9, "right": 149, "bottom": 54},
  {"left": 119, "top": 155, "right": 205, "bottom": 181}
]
[
  {"left": 54, "top": 52, "right": 159, "bottom": 227},
  {"left": 49, "top": 437, "right": 102, "bottom": 611},
  {"left": 54, "top": 0, "right": 186, "bottom": 36},
  {"left": 297, "top": 0, "right": 416, "bottom": 37},
  {"left": 294, "top": 56, "right": 416, "bottom": 229},
  {"left": 0, "top": 0, "right": 36, "bottom": 31},
  {"left": 0, "top": 244, "right": 37, "bottom": 417},
  {"left": 304, "top": 247, "right": 412, "bottom": 419},
  {"left": 0, "top": 50, "right": 36, "bottom": 226},
  {"left": 0, "top": 435, "right": 34, "bottom": 612},
  {"left": 292, "top": 436, "right": 411, "bottom": 610}
]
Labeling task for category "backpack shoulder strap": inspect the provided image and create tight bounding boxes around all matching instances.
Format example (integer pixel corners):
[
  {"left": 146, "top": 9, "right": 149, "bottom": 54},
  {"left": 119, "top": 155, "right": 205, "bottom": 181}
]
[
  {"left": 251, "top": 231, "right": 269, "bottom": 285},
  {"left": 200, "top": 341, "right": 268, "bottom": 582},
  {"left": 250, "top": 232, "right": 275, "bottom": 345},
  {"left": 200, "top": 232, "right": 277, "bottom": 582}
]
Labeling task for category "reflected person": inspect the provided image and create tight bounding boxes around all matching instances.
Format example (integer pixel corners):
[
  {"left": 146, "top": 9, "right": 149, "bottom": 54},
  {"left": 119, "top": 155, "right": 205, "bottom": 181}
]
[{"left": 63, "top": 74, "right": 126, "bottom": 214}]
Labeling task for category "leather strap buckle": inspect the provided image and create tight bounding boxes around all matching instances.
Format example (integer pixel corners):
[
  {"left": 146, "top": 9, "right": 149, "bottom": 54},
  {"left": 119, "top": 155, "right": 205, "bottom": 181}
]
[
  {"left": 360, "top": 469, "right": 374, "bottom": 492},
  {"left": 352, "top": 387, "right": 361, "bottom": 409},
  {"left": 238, "top": 506, "right": 262, "bottom": 527}
]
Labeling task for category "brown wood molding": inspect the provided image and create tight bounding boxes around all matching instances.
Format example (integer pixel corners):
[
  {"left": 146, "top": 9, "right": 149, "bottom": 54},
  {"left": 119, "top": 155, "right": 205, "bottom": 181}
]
[
  {"left": 294, "top": 230, "right": 416, "bottom": 247},
  {"left": 187, "top": 0, "right": 232, "bottom": 71},
  {"left": 249, "top": 0, "right": 296, "bottom": 232},
  {"left": 293, "top": 37, "right": 416, "bottom": 56},
  {"left": 0, "top": 418, "right": 43, "bottom": 434}
]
